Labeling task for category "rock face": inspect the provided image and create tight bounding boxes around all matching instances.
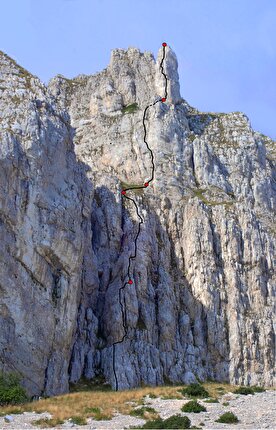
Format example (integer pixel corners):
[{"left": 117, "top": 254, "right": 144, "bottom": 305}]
[{"left": 0, "top": 46, "right": 275, "bottom": 396}]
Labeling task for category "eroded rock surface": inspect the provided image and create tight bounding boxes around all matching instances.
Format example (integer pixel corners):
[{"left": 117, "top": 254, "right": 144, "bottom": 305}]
[{"left": 0, "top": 46, "right": 275, "bottom": 396}]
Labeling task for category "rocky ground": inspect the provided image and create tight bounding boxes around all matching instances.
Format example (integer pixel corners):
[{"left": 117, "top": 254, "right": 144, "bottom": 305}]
[{"left": 0, "top": 391, "right": 275, "bottom": 429}]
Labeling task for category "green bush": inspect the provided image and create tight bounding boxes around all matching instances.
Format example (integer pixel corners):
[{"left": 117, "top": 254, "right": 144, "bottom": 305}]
[
  {"left": 222, "top": 402, "right": 229, "bottom": 406},
  {"left": 234, "top": 386, "right": 254, "bottom": 395},
  {"left": 215, "top": 412, "right": 239, "bottom": 423},
  {"left": 147, "top": 393, "right": 157, "bottom": 399},
  {"left": 180, "top": 384, "right": 209, "bottom": 398},
  {"left": 70, "top": 416, "right": 87, "bottom": 425},
  {"left": 0, "top": 373, "right": 28, "bottom": 405},
  {"left": 142, "top": 414, "right": 191, "bottom": 429},
  {"left": 181, "top": 400, "right": 206, "bottom": 413}
]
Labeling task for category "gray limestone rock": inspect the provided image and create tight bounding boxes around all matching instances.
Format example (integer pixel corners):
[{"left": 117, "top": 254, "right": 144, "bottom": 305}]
[{"left": 0, "top": 45, "right": 275, "bottom": 396}]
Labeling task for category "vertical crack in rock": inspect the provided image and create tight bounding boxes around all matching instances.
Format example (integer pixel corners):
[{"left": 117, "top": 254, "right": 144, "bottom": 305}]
[{"left": 112, "top": 43, "right": 169, "bottom": 390}]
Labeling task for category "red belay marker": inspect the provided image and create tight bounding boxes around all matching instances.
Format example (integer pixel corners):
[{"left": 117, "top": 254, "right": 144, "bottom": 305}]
[{"left": 113, "top": 43, "right": 168, "bottom": 391}]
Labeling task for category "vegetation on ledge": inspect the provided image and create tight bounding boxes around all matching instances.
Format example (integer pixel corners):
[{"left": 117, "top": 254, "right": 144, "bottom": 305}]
[{"left": 122, "top": 102, "right": 139, "bottom": 114}]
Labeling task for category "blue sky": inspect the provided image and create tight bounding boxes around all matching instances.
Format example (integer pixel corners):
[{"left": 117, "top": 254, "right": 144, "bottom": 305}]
[{"left": 1, "top": 0, "right": 275, "bottom": 138}]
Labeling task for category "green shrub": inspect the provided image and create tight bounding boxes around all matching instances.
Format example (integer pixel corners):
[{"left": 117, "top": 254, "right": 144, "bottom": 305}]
[
  {"left": 0, "top": 373, "right": 28, "bottom": 405},
  {"left": 180, "top": 384, "right": 209, "bottom": 398},
  {"left": 142, "top": 414, "right": 191, "bottom": 429},
  {"left": 204, "top": 398, "right": 219, "bottom": 403},
  {"left": 70, "top": 416, "right": 87, "bottom": 425},
  {"left": 252, "top": 386, "right": 265, "bottom": 393},
  {"left": 222, "top": 402, "right": 229, "bottom": 406},
  {"left": 162, "top": 415, "right": 191, "bottom": 429},
  {"left": 181, "top": 400, "right": 206, "bottom": 413},
  {"left": 215, "top": 412, "right": 239, "bottom": 423},
  {"left": 234, "top": 386, "right": 254, "bottom": 395}
]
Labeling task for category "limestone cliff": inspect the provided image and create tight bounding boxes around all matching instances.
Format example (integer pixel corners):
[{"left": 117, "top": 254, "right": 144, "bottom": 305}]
[{"left": 0, "top": 45, "right": 275, "bottom": 396}]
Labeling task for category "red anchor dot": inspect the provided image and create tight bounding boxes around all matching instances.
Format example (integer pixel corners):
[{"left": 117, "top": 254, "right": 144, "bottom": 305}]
[
  {"left": 121, "top": 190, "right": 126, "bottom": 195},
  {"left": 128, "top": 279, "right": 133, "bottom": 285},
  {"left": 162, "top": 42, "right": 167, "bottom": 47},
  {"left": 161, "top": 97, "right": 166, "bottom": 102},
  {"left": 144, "top": 182, "right": 149, "bottom": 187}
]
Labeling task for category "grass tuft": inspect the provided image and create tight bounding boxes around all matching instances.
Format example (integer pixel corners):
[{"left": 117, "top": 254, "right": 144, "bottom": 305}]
[
  {"left": 252, "top": 386, "right": 266, "bottom": 393},
  {"left": 83, "top": 406, "right": 111, "bottom": 420},
  {"left": 84, "top": 406, "right": 100, "bottom": 414},
  {"left": 70, "top": 416, "right": 87, "bottom": 425},
  {"left": 204, "top": 398, "right": 219, "bottom": 403},
  {"left": 161, "top": 394, "right": 183, "bottom": 400},
  {"left": 130, "top": 406, "right": 158, "bottom": 419},
  {"left": 33, "top": 418, "right": 64, "bottom": 428},
  {"left": 130, "top": 406, "right": 156, "bottom": 415},
  {"left": 233, "top": 386, "right": 254, "bottom": 395},
  {"left": 92, "top": 413, "right": 111, "bottom": 421}
]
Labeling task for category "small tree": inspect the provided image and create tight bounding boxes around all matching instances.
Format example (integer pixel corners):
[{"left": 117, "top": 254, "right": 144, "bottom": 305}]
[{"left": 0, "top": 373, "right": 28, "bottom": 405}]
